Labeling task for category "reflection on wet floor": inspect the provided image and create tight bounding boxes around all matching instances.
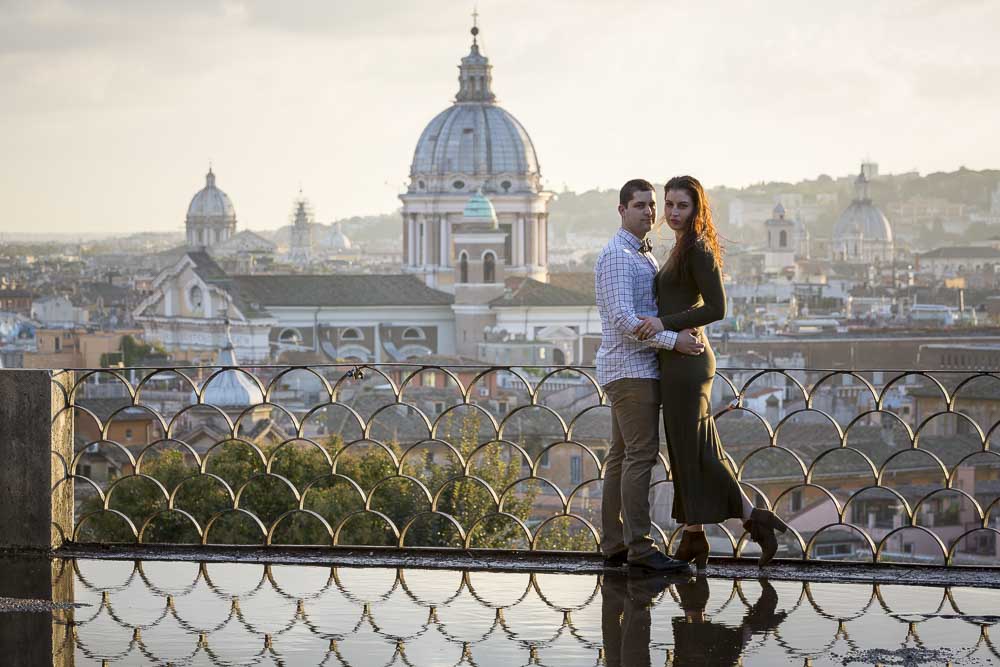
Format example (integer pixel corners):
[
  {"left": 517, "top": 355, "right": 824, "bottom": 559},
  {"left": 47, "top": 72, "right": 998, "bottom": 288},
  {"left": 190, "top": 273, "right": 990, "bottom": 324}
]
[{"left": 6, "top": 558, "right": 1000, "bottom": 666}]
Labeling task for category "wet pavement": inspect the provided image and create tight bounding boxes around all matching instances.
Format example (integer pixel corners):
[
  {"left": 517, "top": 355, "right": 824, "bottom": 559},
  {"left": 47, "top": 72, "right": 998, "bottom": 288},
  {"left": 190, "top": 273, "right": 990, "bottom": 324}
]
[{"left": 1, "top": 554, "right": 998, "bottom": 666}]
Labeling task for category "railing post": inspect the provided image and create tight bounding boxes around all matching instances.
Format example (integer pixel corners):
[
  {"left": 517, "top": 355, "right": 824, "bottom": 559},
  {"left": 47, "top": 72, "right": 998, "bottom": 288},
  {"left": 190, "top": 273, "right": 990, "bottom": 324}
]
[{"left": 0, "top": 369, "right": 74, "bottom": 552}]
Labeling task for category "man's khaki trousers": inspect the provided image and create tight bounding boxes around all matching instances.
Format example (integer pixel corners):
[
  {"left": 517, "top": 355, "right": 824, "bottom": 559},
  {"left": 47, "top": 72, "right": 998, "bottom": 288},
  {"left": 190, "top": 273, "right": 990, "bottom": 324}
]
[{"left": 600, "top": 378, "right": 660, "bottom": 560}]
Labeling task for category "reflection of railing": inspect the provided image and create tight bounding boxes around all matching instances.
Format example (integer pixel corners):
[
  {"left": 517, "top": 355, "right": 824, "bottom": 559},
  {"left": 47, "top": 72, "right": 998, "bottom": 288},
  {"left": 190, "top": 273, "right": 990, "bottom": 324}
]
[
  {"left": 50, "top": 364, "right": 1000, "bottom": 566},
  {"left": 53, "top": 559, "right": 1000, "bottom": 665}
]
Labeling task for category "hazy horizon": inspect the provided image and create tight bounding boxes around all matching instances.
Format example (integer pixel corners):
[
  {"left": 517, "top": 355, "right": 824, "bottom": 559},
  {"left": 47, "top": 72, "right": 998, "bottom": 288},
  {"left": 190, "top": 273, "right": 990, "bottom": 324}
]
[{"left": 2, "top": 0, "right": 999, "bottom": 235}]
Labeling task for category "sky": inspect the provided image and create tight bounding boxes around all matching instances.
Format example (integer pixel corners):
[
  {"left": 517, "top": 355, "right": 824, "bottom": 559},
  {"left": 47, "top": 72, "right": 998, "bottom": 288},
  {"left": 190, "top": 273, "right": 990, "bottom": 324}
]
[{"left": 1, "top": 0, "right": 999, "bottom": 235}]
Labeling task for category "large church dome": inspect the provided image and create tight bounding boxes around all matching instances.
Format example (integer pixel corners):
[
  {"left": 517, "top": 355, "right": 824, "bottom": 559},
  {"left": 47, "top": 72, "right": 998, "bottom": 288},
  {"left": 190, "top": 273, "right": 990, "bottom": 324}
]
[
  {"left": 186, "top": 168, "right": 237, "bottom": 248},
  {"left": 409, "top": 25, "right": 541, "bottom": 194},
  {"left": 411, "top": 105, "right": 539, "bottom": 178},
  {"left": 187, "top": 168, "right": 235, "bottom": 221},
  {"left": 833, "top": 171, "right": 892, "bottom": 243}
]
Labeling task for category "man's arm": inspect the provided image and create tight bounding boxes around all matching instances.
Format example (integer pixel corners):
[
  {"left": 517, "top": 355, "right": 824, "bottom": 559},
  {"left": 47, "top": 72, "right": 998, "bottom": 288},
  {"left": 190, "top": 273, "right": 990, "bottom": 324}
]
[
  {"left": 596, "top": 249, "right": 676, "bottom": 351},
  {"left": 596, "top": 249, "right": 643, "bottom": 333},
  {"left": 631, "top": 328, "right": 677, "bottom": 350}
]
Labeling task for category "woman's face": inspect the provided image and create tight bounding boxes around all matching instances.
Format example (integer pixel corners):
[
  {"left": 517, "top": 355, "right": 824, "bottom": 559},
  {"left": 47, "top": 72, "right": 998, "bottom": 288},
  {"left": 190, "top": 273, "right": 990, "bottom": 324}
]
[{"left": 664, "top": 188, "right": 695, "bottom": 233}]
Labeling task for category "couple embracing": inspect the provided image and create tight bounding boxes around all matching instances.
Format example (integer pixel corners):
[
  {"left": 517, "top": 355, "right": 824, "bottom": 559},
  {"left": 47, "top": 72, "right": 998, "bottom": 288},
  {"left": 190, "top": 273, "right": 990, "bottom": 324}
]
[{"left": 596, "top": 177, "right": 788, "bottom": 573}]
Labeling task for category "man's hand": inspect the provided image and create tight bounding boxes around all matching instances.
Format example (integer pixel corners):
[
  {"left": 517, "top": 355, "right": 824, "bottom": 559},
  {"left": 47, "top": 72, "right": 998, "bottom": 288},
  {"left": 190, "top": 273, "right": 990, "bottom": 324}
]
[
  {"left": 676, "top": 328, "right": 705, "bottom": 356},
  {"left": 634, "top": 315, "right": 664, "bottom": 340}
]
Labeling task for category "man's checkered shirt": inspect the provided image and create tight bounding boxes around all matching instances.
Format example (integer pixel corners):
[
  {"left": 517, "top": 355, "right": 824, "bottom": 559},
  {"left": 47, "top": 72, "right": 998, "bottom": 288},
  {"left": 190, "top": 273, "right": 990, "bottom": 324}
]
[{"left": 594, "top": 228, "right": 677, "bottom": 387}]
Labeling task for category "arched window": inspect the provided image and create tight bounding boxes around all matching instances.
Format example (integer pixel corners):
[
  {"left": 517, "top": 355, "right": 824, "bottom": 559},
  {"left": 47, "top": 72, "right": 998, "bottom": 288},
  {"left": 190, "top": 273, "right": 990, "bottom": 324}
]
[
  {"left": 779, "top": 230, "right": 788, "bottom": 248},
  {"left": 340, "top": 327, "right": 362, "bottom": 341},
  {"left": 189, "top": 285, "right": 203, "bottom": 311},
  {"left": 459, "top": 252, "right": 469, "bottom": 283},
  {"left": 483, "top": 252, "right": 496, "bottom": 283},
  {"left": 401, "top": 327, "right": 424, "bottom": 340},
  {"left": 278, "top": 328, "right": 302, "bottom": 345}
]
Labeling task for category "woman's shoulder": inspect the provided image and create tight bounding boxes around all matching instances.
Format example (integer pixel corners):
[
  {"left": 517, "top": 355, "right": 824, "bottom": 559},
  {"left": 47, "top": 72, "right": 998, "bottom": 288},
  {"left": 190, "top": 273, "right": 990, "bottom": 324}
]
[{"left": 691, "top": 237, "right": 717, "bottom": 260}]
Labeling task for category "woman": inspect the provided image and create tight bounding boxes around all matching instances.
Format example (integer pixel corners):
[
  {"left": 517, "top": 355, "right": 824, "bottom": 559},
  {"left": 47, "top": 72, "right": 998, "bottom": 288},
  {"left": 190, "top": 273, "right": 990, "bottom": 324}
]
[{"left": 636, "top": 175, "right": 787, "bottom": 569}]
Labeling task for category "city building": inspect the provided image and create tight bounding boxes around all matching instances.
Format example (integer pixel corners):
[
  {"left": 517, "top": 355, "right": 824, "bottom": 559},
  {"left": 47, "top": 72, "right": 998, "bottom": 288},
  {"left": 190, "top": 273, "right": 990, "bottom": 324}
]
[
  {"left": 762, "top": 202, "right": 808, "bottom": 273},
  {"left": 186, "top": 168, "right": 237, "bottom": 249},
  {"left": 23, "top": 328, "right": 142, "bottom": 368},
  {"left": 288, "top": 195, "right": 315, "bottom": 264},
  {"left": 916, "top": 246, "right": 1000, "bottom": 282},
  {"left": 399, "top": 21, "right": 552, "bottom": 292},
  {"left": 832, "top": 166, "right": 894, "bottom": 264},
  {"left": 31, "top": 295, "right": 89, "bottom": 327},
  {"left": 0, "top": 288, "right": 32, "bottom": 316},
  {"left": 137, "top": 26, "right": 604, "bottom": 366},
  {"left": 990, "top": 181, "right": 1000, "bottom": 223}
]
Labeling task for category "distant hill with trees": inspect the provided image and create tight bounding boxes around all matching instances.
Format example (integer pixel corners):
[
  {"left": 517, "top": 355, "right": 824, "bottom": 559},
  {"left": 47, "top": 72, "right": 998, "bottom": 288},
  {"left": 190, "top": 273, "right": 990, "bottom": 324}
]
[
  {"left": 272, "top": 167, "right": 999, "bottom": 249},
  {"left": 546, "top": 167, "right": 1000, "bottom": 242}
]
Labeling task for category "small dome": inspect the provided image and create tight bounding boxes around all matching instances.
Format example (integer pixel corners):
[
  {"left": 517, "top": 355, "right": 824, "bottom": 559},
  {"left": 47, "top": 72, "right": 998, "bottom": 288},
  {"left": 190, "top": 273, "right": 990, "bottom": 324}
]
[
  {"left": 833, "top": 167, "right": 893, "bottom": 243},
  {"left": 834, "top": 202, "right": 893, "bottom": 242},
  {"left": 462, "top": 190, "right": 498, "bottom": 226},
  {"left": 187, "top": 169, "right": 236, "bottom": 221},
  {"left": 766, "top": 201, "right": 790, "bottom": 226},
  {"left": 197, "top": 323, "right": 264, "bottom": 407},
  {"left": 327, "top": 222, "right": 352, "bottom": 251}
]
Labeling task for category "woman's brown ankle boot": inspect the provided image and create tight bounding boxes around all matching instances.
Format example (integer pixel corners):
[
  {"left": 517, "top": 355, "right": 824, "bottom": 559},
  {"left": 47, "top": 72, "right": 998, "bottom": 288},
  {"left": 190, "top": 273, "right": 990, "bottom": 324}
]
[
  {"left": 743, "top": 508, "right": 789, "bottom": 566},
  {"left": 673, "top": 530, "right": 710, "bottom": 571}
]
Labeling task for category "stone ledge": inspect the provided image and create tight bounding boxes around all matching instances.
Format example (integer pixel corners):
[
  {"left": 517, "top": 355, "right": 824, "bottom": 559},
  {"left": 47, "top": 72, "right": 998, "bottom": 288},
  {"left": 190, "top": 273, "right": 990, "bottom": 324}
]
[{"left": 51, "top": 543, "right": 1000, "bottom": 589}]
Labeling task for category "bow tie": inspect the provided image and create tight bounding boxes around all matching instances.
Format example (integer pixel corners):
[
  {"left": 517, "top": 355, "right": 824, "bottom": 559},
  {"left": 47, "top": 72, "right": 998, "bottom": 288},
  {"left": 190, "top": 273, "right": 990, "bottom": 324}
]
[{"left": 638, "top": 238, "right": 653, "bottom": 254}]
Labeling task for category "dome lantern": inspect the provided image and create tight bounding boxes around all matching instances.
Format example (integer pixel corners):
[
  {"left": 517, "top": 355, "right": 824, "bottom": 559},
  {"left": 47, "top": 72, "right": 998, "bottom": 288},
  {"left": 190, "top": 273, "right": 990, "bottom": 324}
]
[
  {"left": 854, "top": 168, "right": 871, "bottom": 202},
  {"left": 456, "top": 17, "right": 496, "bottom": 104}
]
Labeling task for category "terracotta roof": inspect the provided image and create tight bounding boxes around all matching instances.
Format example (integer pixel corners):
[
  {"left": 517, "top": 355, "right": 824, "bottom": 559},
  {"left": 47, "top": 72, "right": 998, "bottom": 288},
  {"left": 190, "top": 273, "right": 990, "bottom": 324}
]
[
  {"left": 548, "top": 272, "right": 595, "bottom": 299},
  {"left": 919, "top": 246, "right": 1000, "bottom": 260},
  {"left": 231, "top": 275, "right": 453, "bottom": 308},
  {"left": 489, "top": 277, "right": 594, "bottom": 308}
]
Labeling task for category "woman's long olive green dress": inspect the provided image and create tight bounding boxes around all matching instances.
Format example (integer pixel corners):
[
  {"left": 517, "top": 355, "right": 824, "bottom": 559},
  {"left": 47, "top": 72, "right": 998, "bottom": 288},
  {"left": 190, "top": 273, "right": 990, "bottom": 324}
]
[{"left": 656, "top": 242, "right": 743, "bottom": 525}]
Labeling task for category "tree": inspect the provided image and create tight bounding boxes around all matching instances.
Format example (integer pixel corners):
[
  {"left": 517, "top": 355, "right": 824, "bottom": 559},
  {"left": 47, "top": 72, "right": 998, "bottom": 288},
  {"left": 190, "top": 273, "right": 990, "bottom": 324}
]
[{"left": 77, "top": 411, "right": 594, "bottom": 550}]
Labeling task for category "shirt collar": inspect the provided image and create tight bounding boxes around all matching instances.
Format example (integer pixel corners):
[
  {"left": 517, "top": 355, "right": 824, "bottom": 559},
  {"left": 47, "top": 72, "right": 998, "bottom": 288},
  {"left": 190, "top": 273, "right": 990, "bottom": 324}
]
[{"left": 616, "top": 227, "right": 644, "bottom": 251}]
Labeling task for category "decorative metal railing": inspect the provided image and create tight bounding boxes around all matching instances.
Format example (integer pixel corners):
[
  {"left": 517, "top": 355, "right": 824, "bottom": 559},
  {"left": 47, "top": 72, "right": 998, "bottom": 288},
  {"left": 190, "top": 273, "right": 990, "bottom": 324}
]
[
  {"left": 51, "top": 364, "right": 1000, "bottom": 566},
  {"left": 53, "top": 559, "right": 1000, "bottom": 665}
]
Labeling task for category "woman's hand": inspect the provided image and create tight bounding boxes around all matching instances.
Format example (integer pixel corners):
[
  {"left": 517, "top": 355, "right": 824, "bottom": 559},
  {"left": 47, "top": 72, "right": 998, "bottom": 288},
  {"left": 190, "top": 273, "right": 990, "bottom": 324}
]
[{"left": 634, "top": 315, "right": 664, "bottom": 339}]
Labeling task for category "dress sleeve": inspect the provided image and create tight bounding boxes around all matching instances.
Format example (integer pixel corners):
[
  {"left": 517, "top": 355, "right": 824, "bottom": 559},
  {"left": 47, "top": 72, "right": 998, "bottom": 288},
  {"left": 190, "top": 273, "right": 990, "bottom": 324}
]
[{"left": 657, "top": 244, "right": 727, "bottom": 330}]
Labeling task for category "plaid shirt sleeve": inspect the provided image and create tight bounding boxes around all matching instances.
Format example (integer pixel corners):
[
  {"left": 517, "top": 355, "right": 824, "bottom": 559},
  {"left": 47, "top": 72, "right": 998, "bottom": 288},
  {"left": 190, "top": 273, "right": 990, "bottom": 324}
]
[
  {"left": 596, "top": 248, "right": 643, "bottom": 335},
  {"left": 641, "top": 327, "right": 677, "bottom": 350}
]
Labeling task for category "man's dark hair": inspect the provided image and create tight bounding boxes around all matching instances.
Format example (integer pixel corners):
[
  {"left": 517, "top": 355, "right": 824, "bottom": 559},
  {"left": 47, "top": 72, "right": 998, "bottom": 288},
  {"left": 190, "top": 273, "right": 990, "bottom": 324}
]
[{"left": 619, "top": 179, "right": 655, "bottom": 207}]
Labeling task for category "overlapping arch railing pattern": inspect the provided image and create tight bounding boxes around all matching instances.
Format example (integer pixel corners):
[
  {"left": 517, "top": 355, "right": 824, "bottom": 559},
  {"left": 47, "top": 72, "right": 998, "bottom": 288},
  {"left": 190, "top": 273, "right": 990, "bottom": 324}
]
[
  {"left": 52, "top": 363, "right": 1000, "bottom": 566},
  {"left": 54, "top": 559, "right": 1000, "bottom": 665}
]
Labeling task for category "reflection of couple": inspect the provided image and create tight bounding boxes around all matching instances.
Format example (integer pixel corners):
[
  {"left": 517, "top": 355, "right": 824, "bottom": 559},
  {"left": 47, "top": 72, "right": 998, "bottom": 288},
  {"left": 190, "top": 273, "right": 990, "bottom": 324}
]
[
  {"left": 601, "top": 575, "right": 787, "bottom": 667},
  {"left": 596, "top": 177, "right": 788, "bottom": 573}
]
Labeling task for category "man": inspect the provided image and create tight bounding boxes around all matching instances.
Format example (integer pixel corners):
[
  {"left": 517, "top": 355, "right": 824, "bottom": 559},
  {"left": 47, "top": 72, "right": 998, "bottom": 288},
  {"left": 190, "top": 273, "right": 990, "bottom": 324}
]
[{"left": 595, "top": 178, "right": 704, "bottom": 572}]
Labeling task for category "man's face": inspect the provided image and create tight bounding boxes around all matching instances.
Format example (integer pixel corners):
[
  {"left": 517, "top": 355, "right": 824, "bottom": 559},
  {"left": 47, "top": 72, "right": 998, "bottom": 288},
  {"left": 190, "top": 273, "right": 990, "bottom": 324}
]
[{"left": 618, "top": 189, "right": 656, "bottom": 239}]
